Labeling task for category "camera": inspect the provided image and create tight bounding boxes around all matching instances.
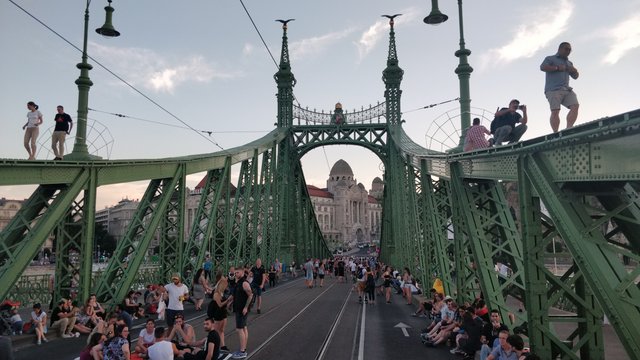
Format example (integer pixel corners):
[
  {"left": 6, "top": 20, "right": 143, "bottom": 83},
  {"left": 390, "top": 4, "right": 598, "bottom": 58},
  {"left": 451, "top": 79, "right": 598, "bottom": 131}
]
[{"left": 518, "top": 105, "right": 526, "bottom": 110}]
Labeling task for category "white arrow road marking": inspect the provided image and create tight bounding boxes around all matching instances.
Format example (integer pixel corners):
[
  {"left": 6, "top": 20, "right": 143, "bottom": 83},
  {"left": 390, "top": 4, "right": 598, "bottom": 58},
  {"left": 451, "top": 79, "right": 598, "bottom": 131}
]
[{"left": 394, "top": 322, "right": 411, "bottom": 337}]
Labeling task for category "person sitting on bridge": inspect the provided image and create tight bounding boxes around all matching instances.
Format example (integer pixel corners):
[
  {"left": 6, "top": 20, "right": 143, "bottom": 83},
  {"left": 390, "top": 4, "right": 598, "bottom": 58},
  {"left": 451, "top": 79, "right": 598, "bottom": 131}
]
[
  {"left": 490, "top": 100, "right": 528, "bottom": 146},
  {"left": 147, "top": 326, "right": 188, "bottom": 360},
  {"left": 464, "top": 117, "right": 491, "bottom": 151},
  {"left": 50, "top": 298, "right": 78, "bottom": 338},
  {"left": 480, "top": 311, "right": 510, "bottom": 360},
  {"left": 168, "top": 313, "right": 196, "bottom": 351},
  {"left": 330, "top": 102, "right": 347, "bottom": 125}
]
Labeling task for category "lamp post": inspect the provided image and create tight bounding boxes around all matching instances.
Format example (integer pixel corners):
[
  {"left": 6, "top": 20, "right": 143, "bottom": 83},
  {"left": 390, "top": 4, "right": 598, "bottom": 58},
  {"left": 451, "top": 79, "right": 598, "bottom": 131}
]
[
  {"left": 425, "top": 0, "right": 473, "bottom": 153},
  {"left": 65, "top": 0, "right": 120, "bottom": 161}
]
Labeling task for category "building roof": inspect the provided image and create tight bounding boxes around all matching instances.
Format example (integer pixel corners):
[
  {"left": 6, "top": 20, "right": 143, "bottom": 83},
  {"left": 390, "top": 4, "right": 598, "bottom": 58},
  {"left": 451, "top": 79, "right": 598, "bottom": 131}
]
[
  {"left": 307, "top": 185, "right": 333, "bottom": 199},
  {"left": 329, "top": 159, "right": 354, "bottom": 177},
  {"left": 373, "top": 177, "right": 383, "bottom": 184}
]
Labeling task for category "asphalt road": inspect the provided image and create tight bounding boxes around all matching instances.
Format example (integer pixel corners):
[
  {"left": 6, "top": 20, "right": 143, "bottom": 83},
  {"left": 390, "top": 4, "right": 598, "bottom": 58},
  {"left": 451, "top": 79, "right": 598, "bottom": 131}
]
[{"left": 12, "top": 275, "right": 457, "bottom": 360}]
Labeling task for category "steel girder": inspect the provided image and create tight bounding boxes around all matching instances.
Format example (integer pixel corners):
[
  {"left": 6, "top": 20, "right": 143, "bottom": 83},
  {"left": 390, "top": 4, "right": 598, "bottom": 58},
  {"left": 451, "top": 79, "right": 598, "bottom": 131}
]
[
  {"left": 448, "top": 163, "right": 526, "bottom": 326},
  {"left": 423, "top": 176, "right": 456, "bottom": 297},
  {"left": 518, "top": 157, "right": 605, "bottom": 360},
  {"left": 93, "top": 172, "right": 181, "bottom": 306},
  {"left": 257, "top": 149, "right": 277, "bottom": 263},
  {"left": 183, "top": 168, "right": 223, "bottom": 279},
  {"left": 0, "top": 172, "right": 88, "bottom": 303},
  {"left": 292, "top": 124, "right": 387, "bottom": 159},
  {"left": 159, "top": 165, "right": 186, "bottom": 284},
  {"left": 521, "top": 153, "right": 640, "bottom": 359}
]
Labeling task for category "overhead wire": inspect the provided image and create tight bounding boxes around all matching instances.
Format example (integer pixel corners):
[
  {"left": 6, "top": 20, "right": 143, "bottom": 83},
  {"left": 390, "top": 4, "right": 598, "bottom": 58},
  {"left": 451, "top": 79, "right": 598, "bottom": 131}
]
[
  {"left": 8, "top": 0, "right": 226, "bottom": 151},
  {"left": 88, "top": 108, "right": 271, "bottom": 135}
]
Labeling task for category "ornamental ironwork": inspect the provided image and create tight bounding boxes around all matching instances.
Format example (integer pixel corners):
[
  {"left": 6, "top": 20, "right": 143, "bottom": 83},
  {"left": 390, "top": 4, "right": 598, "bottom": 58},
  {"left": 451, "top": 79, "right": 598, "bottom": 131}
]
[{"left": 292, "top": 102, "right": 387, "bottom": 125}]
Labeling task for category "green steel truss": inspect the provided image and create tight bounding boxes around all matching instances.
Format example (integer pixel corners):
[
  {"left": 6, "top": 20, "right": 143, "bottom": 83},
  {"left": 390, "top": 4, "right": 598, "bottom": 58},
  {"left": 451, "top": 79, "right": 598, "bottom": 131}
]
[{"left": 3, "top": 16, "right": 640, "bottom": 360}]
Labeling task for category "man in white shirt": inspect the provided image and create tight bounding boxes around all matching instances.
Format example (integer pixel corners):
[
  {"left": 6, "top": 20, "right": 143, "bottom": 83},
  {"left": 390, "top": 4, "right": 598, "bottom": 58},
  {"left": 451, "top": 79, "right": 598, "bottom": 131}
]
[
  {"left": 165, "top": 273, "right": 189, "bottom": 329},
  {"left": 147, "top": 326, "right": 186, "bottom": 360}
]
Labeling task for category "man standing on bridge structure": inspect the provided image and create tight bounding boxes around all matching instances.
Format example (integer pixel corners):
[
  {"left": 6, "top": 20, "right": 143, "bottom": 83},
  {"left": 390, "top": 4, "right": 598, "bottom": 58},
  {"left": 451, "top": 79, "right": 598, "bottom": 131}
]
[
  {"left": 232, "top": 266, "right": 253, "bottom": 359},
  {"left": 540, "top": 42, "right": 580, "bottom": 132}
]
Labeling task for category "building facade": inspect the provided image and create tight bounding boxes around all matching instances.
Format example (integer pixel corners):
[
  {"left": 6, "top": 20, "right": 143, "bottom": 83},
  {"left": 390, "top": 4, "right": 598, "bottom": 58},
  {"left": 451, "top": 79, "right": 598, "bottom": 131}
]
[
  {"left": 95, "top": 198, "right": 140, "bottom": 243},
  {"left": 308, "top": 159, "right": 383, "bottom": 251}
]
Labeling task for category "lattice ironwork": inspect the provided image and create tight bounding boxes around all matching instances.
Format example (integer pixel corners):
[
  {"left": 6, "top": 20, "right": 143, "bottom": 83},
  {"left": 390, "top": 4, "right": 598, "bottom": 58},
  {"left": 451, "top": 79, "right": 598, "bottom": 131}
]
[{"left": 292, "top": 102, "right": 386, "bottom": 125}]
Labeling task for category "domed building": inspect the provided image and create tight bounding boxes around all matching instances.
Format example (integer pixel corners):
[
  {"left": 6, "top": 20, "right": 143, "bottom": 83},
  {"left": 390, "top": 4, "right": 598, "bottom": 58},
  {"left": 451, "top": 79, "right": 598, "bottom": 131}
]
[{"left": 308, "top": 159, "right": 383, "bottom": 250}]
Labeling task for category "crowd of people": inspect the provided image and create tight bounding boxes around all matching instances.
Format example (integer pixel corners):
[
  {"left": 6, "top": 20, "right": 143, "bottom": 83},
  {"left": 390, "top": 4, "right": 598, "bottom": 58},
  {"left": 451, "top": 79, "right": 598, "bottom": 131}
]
[{"left": 3, "top": 253, "right": 546, "bottom": 360}]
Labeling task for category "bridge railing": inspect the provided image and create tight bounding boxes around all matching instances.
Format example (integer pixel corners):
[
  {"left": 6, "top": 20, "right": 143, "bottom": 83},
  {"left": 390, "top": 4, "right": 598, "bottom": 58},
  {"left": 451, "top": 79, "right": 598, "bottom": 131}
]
[
  {"left": 292, "top": 102, "right": 386, "bottom": 125},
  {"left": 6, "top": 264, "right": 163, "bottom": 308}
]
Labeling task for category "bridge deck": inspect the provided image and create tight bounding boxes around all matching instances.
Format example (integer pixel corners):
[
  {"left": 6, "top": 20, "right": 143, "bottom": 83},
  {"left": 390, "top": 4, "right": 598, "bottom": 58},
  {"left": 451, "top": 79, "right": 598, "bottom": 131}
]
[{"left": 11, "top": 274, "right": 629, "bottom": 360}]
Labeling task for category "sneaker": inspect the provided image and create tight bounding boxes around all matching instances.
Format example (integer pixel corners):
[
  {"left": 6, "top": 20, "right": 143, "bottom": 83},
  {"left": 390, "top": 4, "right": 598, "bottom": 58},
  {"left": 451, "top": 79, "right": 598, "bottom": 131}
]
[
  {"left": 37, "top": 339, "right": 41, "bottom": 345},
  {"left": 232, "top": 350, "right": 248, "bottom": 359},
  {"left": 220, "top": 346, "right": 230, "bottom": 353},
  {"left": 62, "top": 333, "right": 74, "bottom": 338},
  {"left": 257, "top": 309, "right": 261, "bottom": 314},
  {"left": 450, "top": 347, "right": 460, "bottom": 354},
  {"left": 411, "top": 312, "right": 418, "bottom": 317},
  {"left": 74, "top": 332, "right": 81, "bottom": 337}
]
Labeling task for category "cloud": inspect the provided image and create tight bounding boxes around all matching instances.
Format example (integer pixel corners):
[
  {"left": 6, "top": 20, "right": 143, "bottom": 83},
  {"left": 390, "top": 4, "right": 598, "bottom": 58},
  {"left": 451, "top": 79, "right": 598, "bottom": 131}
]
[
  {"left": 89, "top": 43, "right": 240, "bottom": 93},
  {"left": 242, "top": 43, "right": 254, "bottom": 56},
  {"left": 479, "top": 0, "right": 574, "bottom": 68},
  {"left": 356, "top": 8, "right": 420, "bottom": 62},
  {"left": 356, "top": 20, "right": 387, "bottom": 60},
  {"left": 289, "top": 28, "right": 356, "bottom": 61},
  {"left": 602, "top": 13, "right": 640, "bottom": 64}
]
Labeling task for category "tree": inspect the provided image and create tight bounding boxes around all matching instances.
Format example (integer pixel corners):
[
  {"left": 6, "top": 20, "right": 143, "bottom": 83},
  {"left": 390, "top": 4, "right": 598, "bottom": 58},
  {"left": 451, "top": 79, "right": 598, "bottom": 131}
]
[{"left": 95, "top": 223, "right": 116, "bottom": 255}]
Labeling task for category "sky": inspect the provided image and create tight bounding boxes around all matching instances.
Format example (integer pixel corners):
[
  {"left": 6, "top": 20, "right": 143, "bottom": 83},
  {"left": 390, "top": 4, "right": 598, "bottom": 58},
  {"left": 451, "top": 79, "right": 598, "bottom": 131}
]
[{"left": 1, "top": 0, "right": 639, "bottom": 208}]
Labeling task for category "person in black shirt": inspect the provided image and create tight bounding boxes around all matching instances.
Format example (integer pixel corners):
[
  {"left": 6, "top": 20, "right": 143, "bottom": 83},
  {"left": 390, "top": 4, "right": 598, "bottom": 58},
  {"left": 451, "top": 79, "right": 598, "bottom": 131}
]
[
  {"left": 184, "top": 318, "right": 220, "bottom": 360},
  {"left": 51, "top": 105, "right": 73, "bottom": 160},
  {"left": 490, "top": 99, "right": 528, "bottom": 146},
  {"left": 250, "top": 259, "right": 267, "bottom": 314},
  {"left": 231, "top": 266, "right": 252, "bottom": 359}
]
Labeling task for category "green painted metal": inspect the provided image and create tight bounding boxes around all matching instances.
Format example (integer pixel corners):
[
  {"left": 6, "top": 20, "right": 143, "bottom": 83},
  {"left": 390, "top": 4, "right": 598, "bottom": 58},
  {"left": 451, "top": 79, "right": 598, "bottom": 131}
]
[
  {"left": 0, "top": 172, "right": 88, "bottom": 303},
  {"left": 93, "top": 174, "right": 181, "bottom": 306},
  {"left": 3, "top": 14, "right": 640, "bottom": 360},
  {"left": 522, "top": 153, "right": 640, "bottom": 359}
]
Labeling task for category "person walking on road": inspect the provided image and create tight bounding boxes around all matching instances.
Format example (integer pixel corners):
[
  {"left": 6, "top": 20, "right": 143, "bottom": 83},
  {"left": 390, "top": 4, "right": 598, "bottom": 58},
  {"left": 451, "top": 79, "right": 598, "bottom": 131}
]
[{"left": 250, "top": 258, "right": 267, "bottom": 314}]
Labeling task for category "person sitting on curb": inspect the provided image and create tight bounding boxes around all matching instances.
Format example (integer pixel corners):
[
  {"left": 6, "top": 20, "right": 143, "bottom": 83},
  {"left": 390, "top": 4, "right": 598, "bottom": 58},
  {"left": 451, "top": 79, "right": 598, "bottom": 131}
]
[{"left": 50, "top": 298, "right": 78, "bottom": 338}]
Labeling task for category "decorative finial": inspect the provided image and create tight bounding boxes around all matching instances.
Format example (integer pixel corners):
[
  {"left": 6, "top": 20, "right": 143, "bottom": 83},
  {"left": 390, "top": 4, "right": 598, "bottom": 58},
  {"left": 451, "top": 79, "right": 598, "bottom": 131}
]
[
  {"left": 382, "top": 14, "right": 402, "bottom": 26},
  {"left": 276, "top": 19, "right": 295, "bottom": 30}
]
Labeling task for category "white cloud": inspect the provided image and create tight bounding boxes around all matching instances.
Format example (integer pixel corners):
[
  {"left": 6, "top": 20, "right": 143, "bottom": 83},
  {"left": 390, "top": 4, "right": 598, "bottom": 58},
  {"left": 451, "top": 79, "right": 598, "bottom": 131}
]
[
  {"left": 289, "top": 28, "right": 356, "bottom": 61},
  {"left": 356, "top": 20, "right": 387, "bottom": 60},
  {"left": 356, "top": 8, "right": 420, "bottom": 61},
  {"left": 479, "top": 0, "right": 574, "bottom": 68},
  {"left": 89, "top": 43, "right": 239, "bottom": 93},
  {"left": 242, "top": 43, "right": 254, "bottom": 56},
  {"left": 602, "top": 13, "right": 640, "bottom": 64}
]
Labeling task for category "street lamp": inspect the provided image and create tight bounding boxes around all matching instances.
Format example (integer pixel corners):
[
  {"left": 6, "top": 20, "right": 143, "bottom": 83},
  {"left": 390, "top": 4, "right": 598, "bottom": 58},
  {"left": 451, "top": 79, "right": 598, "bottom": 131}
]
[
  {"left": 65, "top": 0, "right": 120, "bottom": 161},
  {"left": 424, "top": 0, "right": 473, "bottom": 153}
]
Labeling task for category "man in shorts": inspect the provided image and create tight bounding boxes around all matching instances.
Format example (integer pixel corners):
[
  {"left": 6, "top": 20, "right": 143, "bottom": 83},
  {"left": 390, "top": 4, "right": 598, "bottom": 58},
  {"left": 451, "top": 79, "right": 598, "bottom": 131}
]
[
  {"left": 540, "top": 42, "right": 580, "bottom": 132},
  {"left": 232, "top": 266, "right": 253, "bottom": 359}
]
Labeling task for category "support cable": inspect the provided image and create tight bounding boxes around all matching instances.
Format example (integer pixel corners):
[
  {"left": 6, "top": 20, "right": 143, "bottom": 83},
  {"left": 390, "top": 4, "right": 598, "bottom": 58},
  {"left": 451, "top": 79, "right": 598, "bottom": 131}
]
[
  {"left": 88, "top": 108, "right": 271, "bottom": 135},
  {"left": 238, "top": 0, "right": 302, "bottom": 107}
]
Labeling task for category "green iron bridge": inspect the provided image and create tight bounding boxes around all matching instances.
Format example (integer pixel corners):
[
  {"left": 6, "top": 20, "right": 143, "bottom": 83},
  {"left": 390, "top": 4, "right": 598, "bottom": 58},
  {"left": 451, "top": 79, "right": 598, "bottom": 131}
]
[{"left": 2, "top": 18, "right": 640, "bottom": 360}]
